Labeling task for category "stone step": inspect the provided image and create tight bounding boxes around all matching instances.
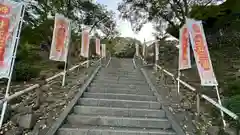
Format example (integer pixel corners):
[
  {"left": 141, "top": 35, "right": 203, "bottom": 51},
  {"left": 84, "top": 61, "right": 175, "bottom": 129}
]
[
  {"left": 78, "top": 98, "right": 161, "bottom": 109},
  {"left": 95, "top": 76, "right": 143, "bottom": 80},
  {"left": 87, "top": 88, "right": 154, "bottom": 96},
  {"left": 90, "top": 83, "right": 150, "bottom": 89},
  {"left": 95, "top": 73, "right": 142, "bottom": 77},
  {"left": 83, "top": 92, "right": 157, "bottom": 101},
  {"left": 66, "top": 115, "right": 171, "bottom": 129},
  {"left": 73, "top": 106, "right": 166, "bottom": 118},
  {"left": 93, "top": 77, "right": 145, "bottom": 81},
  {"left": 91, "top": 80, "right": 147, "bottom": 85},
  {"left": 58, "top": 125, "right": 176, "bottom": 135}
]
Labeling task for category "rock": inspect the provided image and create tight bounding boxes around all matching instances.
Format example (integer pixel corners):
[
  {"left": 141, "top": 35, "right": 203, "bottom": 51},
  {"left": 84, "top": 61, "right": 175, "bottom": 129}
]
[
  {"left": 41, "top": 84, "right": 50, "bottom": 91},
  {"left": 14, "top": 103, "right": 33, "bottom": 114},
  {"left": 206, "top": 126, "right": 220, "bottom": 135},
  {"left": 5, "top": 127, "right": 23, "bottom": 135},
  {"left": 18, "top": 113, "right": 37, "bottom": 129}
]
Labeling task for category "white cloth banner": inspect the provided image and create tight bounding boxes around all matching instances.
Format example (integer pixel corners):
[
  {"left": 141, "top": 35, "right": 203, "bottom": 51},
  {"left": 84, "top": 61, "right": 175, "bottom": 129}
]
[
  {"left": 135, "top": 44, "right": 139, "bottom": 56},
  {"left": 95, "top": 38, "right": 101, "bottom": 56},
  {"left": 81, "top": 28, "right": 90, "bottom": 58},
  {"left": 155, "top": 42, "right": 159, "bottom": 61},
  {"left": 0, "top": 0, "right": 23, "bottom": 79},
  {"left": 50, "top": 14, "right": 71, "bottom": 62},
  {"left": 142, "top": 44, "right": 146, "bottom": 57},
  {"left": 178, "top": 24, "right": 191, "bottom": 70},
  {"left": 186, "top": 18, "right": 218, "bottom": 86},
  {"left": 101, "top": 44, "right": 106, "bottom": 57}
]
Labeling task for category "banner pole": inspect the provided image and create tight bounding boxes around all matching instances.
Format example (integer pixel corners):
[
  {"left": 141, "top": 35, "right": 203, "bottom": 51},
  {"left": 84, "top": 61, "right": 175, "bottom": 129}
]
[
  {"left": 0, "top": 3, "right": 26, "bottom": 128},
  {"left": 177, "top": 70, "right": 180, "bottom": 95},
  {"left": 215, "top": 85, "right": 226, "bottom": 127},
  {"left": 62, "top": 61, "right": 67, "bottom": 86},
  {"left": 62, "top": 19, "right": 71, "bottom": 87}
]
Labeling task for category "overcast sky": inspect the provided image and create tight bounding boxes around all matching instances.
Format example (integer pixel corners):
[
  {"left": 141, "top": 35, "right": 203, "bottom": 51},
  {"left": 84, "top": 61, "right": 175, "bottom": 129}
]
[{"left": 96, "top": 0, "right": 155, "bottom": 43}]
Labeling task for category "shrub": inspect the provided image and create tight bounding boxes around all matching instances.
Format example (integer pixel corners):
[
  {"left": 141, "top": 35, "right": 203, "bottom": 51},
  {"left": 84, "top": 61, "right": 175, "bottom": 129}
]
[
  {"left": 13, "top": 61, "right": 40, "bottom": 81},
  {"left": 223, "top": 95, "right": 240, "bottom": 118},
  {"left": 225, "top": 79, "right": 240, "bottom": 97}
]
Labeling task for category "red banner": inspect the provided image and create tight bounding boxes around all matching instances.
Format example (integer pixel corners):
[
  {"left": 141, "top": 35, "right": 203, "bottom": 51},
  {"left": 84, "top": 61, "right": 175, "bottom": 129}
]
[
  {"left": 192, "top": 23, "right": 211, "bottom": 71},
  {"left": 178, "top": 24, "right": 191, "bottom": 70},
  {"left": 186, "top": 18, "right": 217, "bottom": 86},
  {"left": 55, "top": 19, "right": 67, "bottom": 53},
  {"left": 50, "top": 14, "right": 70, "bottom": 62},
  {"left": 0, "top": 16, "right": 9, "bottom": 65},
  {"left": 81, "top": 29, "right": 90, "bottom": 58}
]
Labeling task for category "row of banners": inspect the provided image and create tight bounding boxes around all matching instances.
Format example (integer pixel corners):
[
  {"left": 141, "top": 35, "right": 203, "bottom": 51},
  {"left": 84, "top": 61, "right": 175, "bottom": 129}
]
[
  {"left": 178, "top": 18, "right": 217, "bottom": 86},
  {"left": 49, "top": 14, "right": 106, "bottom": 62},
  {"left": 136, "top": 18, "right": 218, "bottom": 87},
  {"left": 0, "top": 0, "right": 106, "bottom": 79}
]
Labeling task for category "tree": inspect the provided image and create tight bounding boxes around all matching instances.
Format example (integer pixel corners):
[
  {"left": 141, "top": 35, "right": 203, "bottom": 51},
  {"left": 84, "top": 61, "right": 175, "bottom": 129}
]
[
  {"left": 11, "top": 0, "right": 119, "bottom": 81},
  {"left": 118, "top": 0, "right": 219, "bottom": 38}
]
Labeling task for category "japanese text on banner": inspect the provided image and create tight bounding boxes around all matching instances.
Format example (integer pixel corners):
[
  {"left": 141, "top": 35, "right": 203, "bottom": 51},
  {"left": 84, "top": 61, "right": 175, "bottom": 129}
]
[
  {"left": 178, "top": 24, "right": 191, "bottom": 70},
  {"left": 81, "top": 29, "right": 90, "bottom": 58},
  {"left": 49, "top": 14, "right": 71, "bottom": 62},
  {"left": 95, "top": 38, "right": 101, "bottom": 56},
  {"left": 186, "top": 18, "right": 218, "bottom": 86},
  {"left": 0, "top": 1, "right": 23, "bottom": 79}
]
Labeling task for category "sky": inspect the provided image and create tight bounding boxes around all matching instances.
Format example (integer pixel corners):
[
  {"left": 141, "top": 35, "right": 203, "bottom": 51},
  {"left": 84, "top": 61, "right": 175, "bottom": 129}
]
[{"left": 95, "top": 0, "right": 155, "bottom": 43}]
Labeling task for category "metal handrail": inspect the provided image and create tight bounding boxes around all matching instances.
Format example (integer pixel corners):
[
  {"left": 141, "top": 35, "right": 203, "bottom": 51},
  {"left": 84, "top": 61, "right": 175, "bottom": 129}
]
[
  {"left": 0, "top": 60, "right": 92, "bottom": 105},
  {"left": 155, "top": 64, "right": 239, "bottom": 122}
]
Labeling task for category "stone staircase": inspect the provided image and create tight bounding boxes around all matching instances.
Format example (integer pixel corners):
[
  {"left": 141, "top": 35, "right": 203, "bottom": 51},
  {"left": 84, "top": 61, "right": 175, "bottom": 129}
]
[{"left": 56, "top": 58, "right": 182, "bottom": 135}]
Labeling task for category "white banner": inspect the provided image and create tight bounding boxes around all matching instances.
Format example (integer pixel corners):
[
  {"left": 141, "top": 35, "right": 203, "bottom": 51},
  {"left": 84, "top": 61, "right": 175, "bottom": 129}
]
[
  {"left": 155, "top": 42, "right": 159, "bottom": 61},
  {"left": 81, "top": 28, "right": 90, "bottom": 58},
  {"left": 50, "top": 14, "right": 71, "bottom": 62},
  {"left": 135, "top": 44, "right": 139, "bottom": 56},
  {"left": 186, "top": 18, "right": 218, "bottom": 86},
  {"left": 101, "top": 44, "right": 106, "bottom": 57},
  {"left": 95, "top": 38, "right": 101, "bottom": 56},
  {"left": 179, "top": 24, "right": 191, "bottom": 70},
  {"left": 142, "top": 44, "right": 145, "bottom": 57},
  {"left": 0, "top": 0, "right": 23, "bottom": 79}
]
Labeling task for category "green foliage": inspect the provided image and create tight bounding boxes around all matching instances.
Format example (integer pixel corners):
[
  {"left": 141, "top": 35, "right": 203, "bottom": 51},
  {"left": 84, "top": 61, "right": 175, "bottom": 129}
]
[
  {"left": 115, "top": 43, "right": 136, "bottom": 58},
  {"left": 13, "top": 43, "right": 41, "bottom": 81},
  {"left": 223, "top": 95, "right": 240, "bottom": 120},
  {"left": 16, "top": 43, "right": 41, "bottom": 62},
  {"left": 225, "top": 80, "right": 240, "bottom": 97},
  {"left": 13, "top": 62, "right": 40, "bottom": 81}
]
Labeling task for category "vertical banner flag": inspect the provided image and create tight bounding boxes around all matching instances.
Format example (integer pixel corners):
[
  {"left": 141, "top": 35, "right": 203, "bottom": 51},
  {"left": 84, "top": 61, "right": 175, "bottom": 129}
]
[
  {"left": 50, "top": 14, "right": 71, "bottom": 62},
  {"left": 95, "top": 38, "right": 101, "bottom": 55},
  {"left": 101, "top": 44, "right": 106, "bottom": 57},
  {"left": 186, "top": 18, "right": 218, "bottom": 86},
  {"left": 155, "top": 42, "right": 159, "bottom": 61},
  {"left": 81, "top": 28, "right": 90, "bottom": 58},
  {"left": 142, "top": 44, "right": 145, "bottom": 57},
  {"left": 135, "top": 44, "right": 139, "bottom": 56},
  {"left": 0, "top": 1, "right": 23, "bottom": 79},
  {"left": 179, "top": 24, "right": 191, "bottom": 70}
]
